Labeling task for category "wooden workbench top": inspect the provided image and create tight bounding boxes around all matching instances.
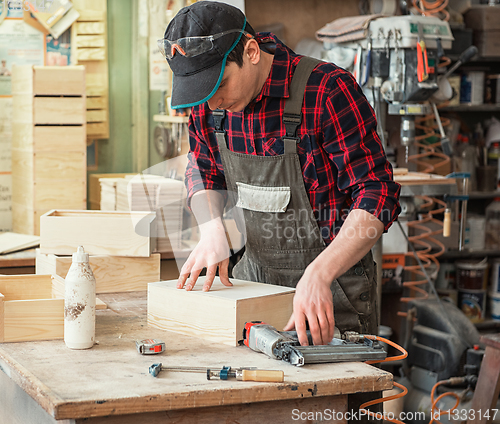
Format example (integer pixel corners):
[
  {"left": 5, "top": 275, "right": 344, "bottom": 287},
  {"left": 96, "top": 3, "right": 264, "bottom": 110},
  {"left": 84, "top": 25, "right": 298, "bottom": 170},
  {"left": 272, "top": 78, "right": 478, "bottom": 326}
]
[{"left": 0, "top": 292, "right": 393, "bottom": 421}]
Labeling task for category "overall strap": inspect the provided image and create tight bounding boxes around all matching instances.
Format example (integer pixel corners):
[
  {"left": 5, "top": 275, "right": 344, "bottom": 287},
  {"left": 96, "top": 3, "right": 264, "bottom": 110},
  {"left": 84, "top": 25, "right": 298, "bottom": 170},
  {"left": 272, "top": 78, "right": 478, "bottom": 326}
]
[
  {"left": 283, "top": 56, "right": 321, "bottom": 155},
  {"left": 213, "top": 109, "right": 228, "bottom": 152}
]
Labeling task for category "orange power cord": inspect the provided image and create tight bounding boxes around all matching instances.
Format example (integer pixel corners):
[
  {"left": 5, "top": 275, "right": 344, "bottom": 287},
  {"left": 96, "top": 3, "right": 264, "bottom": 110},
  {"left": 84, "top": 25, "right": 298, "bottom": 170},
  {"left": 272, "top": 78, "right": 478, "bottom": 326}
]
[{"left": 358, "top": 335, "right": 409, "bottom": 424}]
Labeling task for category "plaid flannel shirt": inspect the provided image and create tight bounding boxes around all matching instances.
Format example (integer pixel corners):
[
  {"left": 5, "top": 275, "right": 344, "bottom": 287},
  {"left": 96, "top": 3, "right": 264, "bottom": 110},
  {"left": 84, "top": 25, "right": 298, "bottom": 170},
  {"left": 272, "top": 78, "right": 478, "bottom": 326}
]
[{"left": 185, "top": 33, "right": 400, "bottom": 245}]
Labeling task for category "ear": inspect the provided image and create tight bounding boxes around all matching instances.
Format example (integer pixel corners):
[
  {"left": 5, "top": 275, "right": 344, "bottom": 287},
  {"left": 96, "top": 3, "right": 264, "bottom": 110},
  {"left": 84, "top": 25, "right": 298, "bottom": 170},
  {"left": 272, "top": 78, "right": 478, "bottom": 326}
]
[{"left": 245, "top": 38, "right": 261, "bottom": 65}]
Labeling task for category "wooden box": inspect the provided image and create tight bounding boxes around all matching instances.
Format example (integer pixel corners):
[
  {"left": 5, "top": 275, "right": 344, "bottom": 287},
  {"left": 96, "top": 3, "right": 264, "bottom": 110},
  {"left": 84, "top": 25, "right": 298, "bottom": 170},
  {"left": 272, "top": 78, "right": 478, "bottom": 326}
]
[
  {"left": 39, "top": 209, "right": 156, "bottom": 257},
  {"left": 11, "top": 65, "right": 87, "bottom": 236},
  {"left": 0, "top": 275, "right": 63, "bottom": 343},
  {"left": 147, "top": 277, "right": 295, "bottom": 346},
  {"left": 37, "top": 251, "right": 161, "bottom": 295}
]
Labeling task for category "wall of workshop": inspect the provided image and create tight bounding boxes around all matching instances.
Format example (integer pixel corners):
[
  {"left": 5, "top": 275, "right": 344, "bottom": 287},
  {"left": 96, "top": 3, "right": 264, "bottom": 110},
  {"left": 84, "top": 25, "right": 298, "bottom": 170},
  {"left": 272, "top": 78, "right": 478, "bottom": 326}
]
[
  {"left": 246, "top": 0, "right": 359, "bottom": 50},
  {"left": 93, "top": 0, "right": 134, "bottom": 174},
  {"left": 102, "top": 0, "right": 363, "bottom": 175}
]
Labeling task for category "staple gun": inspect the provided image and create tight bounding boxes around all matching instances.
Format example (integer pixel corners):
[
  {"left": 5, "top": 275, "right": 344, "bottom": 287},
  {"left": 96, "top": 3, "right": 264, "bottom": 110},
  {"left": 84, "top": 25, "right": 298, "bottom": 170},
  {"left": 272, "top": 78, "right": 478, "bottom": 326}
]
[{"left": 243, "top": 321, "right": 386, "bottom": 367}]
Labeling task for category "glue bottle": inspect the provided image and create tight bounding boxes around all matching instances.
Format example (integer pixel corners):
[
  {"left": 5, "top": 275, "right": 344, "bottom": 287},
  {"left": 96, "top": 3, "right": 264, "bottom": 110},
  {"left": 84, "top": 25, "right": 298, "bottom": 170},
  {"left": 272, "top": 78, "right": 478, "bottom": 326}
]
[{"left": 64, "top": 246, "right": 96, "bottom": 349}]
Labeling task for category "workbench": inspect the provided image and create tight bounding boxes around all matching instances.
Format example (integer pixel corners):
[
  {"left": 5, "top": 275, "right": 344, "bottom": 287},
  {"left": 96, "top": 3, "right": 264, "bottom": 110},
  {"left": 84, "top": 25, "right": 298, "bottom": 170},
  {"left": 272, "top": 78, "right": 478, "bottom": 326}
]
[{"left": 0, "top": 292, "right": 393, "bottom": 424}]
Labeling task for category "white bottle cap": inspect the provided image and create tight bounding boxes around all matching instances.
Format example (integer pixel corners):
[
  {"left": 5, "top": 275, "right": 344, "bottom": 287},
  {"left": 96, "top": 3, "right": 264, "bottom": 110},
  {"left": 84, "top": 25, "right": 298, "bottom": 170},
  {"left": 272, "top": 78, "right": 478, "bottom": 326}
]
[{"left": 72, "top": 246, "right": 89, "bottom": 263}]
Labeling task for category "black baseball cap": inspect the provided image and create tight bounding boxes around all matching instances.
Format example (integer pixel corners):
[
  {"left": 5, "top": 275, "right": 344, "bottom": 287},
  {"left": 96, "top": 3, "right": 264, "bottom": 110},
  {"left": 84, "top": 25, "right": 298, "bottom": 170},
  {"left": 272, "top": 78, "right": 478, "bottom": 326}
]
[{"left": 163, "top": 1, "right": 249, "bottom": 109}]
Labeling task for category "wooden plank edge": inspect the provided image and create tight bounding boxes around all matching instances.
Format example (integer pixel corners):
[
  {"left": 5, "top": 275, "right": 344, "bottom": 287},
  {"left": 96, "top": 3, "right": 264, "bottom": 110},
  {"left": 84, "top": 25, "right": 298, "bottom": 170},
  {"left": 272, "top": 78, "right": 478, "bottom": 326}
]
[
  {"left": 0, "top": 293, "right": 3, "bottom": 342},
  {"left": 0, "top": 353, "right": 66, "bottom": 419},
  {"left": 52, "top": 367, "right": 393, "bottom": 420}
]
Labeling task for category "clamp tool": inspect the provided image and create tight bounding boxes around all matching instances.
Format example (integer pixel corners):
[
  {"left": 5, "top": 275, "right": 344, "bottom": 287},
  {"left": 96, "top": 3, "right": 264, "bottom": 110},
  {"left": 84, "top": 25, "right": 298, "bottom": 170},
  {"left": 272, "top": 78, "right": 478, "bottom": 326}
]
[
  {"left": 136, "top": 339, "right": 166, "bottom": 355},
  {"left": 416, "top": 23, "right": 429, "bottom": 82},
  {"left": 149, "top": 364, "right": 284, "bottom": 382},
  {"left": 243, "top": 321, "right": 386, "bottom": 367}
]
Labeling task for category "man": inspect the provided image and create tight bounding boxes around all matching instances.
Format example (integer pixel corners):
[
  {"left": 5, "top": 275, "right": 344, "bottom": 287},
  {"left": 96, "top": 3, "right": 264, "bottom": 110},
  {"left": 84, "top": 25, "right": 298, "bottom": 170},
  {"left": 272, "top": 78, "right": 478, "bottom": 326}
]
[{"left": 159, "top": 1, "right": 400, "bottom": 347}]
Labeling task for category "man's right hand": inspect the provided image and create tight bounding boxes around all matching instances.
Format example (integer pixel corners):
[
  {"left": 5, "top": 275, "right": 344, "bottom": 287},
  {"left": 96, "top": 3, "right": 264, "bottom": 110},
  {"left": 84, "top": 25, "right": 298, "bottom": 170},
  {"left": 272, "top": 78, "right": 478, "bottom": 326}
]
[{"left": 176, "top": 218, "right": 233, "bottom": 292}]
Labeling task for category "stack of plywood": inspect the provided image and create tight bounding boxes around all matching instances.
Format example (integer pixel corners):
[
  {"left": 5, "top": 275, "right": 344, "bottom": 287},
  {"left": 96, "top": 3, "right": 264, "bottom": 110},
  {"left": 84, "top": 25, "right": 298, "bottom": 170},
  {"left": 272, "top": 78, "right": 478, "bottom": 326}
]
[
  {"left": 36, "top": 209, "right": 162, "bottom": 294},
  {"left": 11, "top": 66, "right": 87, "bottom": 236},
  {"left": 114, "top": 175, "right": 186, "bottom": 253},
  {"left": 88, "top": 173, "right": 136, "bottom": 210}
]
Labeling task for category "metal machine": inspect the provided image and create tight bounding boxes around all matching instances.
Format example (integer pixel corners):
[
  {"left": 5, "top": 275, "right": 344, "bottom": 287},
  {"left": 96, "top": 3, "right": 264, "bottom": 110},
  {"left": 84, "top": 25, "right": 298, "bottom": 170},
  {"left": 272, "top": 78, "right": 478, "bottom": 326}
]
[
  {"left": 243, "top": 321, "right": 387, "bottom": 366},
  {"left": 320, "top": 14, "right": 461, "bottom": 162}
]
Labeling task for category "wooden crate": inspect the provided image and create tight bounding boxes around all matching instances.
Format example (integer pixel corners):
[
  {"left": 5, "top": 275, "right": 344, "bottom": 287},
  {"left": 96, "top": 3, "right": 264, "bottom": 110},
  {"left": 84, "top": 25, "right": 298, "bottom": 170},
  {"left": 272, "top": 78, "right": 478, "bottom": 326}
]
[
  {"left": 0, "top": 275, "right": 63, "bottom": 343},
  {"left": 11, "top": 65, "right": 87, "bottom": 236},
  {"left": 71, "top": 1, "right": 110, "bottom": 140},
  {"left": 37, "top": 251, "right": 161, "bottom": 295},
  {"left": 147, "top": 277, "right": 295, "bottom": 346},
  {"left": 39, "top": 209, "right": 156, "bottom": 257}
]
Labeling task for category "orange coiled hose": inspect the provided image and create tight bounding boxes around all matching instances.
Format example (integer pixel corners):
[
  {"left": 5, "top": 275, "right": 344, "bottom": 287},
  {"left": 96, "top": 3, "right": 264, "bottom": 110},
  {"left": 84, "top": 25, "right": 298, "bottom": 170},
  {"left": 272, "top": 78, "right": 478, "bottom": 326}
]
[
  {"left": 400, "top": 99, "right": 451, "bottom": 316},
  {"left": 397, "top": 195, "right": 448, "bottom": 317},
  {"left": 429, "top": 379, "right": 461, "bottom": 424},
  {"left": 412, "top": 0, "right": 450, "bottom": 21}
]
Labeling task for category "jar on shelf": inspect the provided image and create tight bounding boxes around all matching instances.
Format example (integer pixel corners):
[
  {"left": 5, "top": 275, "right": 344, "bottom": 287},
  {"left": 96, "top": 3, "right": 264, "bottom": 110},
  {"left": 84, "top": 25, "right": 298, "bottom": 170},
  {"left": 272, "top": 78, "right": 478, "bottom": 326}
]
[
  {"left": 488, "top": 142, "right": 500, "bottom": 188},
  {"left": 455, "top": 135, "right": 478, "bottom": 191},
  {"left": 485, "top": 198, "right": 500, "bottom": 250}
]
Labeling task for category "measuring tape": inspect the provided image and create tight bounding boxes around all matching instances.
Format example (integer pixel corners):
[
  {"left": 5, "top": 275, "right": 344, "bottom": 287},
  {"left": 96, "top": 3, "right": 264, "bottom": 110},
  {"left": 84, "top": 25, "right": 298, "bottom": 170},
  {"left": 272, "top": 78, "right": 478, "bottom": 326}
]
[{"left": 136, "top": 339, "right": 166, "bottom": 355}]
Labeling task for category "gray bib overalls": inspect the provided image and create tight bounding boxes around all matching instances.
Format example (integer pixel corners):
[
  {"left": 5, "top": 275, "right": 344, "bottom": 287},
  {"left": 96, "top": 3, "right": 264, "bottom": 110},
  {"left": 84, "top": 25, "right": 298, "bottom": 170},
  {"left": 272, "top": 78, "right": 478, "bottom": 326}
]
[{"left": 213, "top": 57, "right": 378, "bottom": 335}]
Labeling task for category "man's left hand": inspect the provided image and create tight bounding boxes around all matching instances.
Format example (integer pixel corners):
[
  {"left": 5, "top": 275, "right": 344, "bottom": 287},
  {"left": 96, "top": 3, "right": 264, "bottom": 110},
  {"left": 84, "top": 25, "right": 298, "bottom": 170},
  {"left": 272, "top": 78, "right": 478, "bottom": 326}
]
[{"left": 283, "top": 268, "right": 335, "bottom": 346}]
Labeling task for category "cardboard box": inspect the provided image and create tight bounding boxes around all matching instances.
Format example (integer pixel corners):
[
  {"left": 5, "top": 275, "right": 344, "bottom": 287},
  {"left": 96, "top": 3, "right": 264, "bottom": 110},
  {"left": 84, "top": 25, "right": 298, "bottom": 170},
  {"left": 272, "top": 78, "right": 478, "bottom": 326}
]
[{"left": 148, "top": 277, "right": 295, "bottom": 346}]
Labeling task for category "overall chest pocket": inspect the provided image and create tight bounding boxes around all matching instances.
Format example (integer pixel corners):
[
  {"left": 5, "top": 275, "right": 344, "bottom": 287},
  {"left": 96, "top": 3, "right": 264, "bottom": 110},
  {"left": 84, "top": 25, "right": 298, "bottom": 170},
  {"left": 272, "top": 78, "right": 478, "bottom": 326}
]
[{"left": 236, "top": 182, "right": 291, "bottom": 213}]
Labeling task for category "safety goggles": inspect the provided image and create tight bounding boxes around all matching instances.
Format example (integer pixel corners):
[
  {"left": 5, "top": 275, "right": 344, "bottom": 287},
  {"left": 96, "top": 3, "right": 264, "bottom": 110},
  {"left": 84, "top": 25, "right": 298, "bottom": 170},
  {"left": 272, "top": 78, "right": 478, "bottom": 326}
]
[{"left": 157, "top": 29, "right": 252, "bottom": 60}]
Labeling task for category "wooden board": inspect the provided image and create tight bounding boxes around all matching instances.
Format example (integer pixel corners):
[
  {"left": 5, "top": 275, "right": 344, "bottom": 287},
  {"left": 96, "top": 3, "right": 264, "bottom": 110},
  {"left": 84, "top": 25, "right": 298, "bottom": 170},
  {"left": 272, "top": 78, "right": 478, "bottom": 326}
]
[
  {"left": 37, "top": 252, "right": 161, "bottom": 294},
  {"left": 0, "top": 274, "right": 63, "bottom": 343},
  {"left": 148, "top": 277, "right": 295, "bottom": 346},
  {"left": 32, "top": 66, "right": 86, "bottom": 96},
  {"left": 34, "top": 97, "right": 86, "bottom": 125},
  {"left": 393, "top": 170, "right": 456, "bottom": 186},
  {"left": 39, "top": 210, "right": 156, "bottom": 257}
]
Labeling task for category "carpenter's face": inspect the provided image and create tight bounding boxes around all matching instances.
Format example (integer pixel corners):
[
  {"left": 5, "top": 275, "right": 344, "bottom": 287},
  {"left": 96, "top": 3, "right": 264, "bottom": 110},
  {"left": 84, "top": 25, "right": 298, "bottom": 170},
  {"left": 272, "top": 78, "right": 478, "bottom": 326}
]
[{"left": 206, "top": 40, "right": 263, "bottom": 113}]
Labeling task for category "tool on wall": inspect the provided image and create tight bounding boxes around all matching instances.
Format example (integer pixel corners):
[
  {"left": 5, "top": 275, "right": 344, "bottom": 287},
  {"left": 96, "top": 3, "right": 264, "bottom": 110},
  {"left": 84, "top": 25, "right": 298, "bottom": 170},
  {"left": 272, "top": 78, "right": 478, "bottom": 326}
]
[
  {"left": 149, "top": 363, "right": 284, "bottom": 382},
  {"left": 154, "top": 91, "right": 173, "bottom": 159},
  {"left": 243, "top": 322, "right": 387, "bottom": 366},
  {"left": 153, "top": 91, "right": 188, "bottom": 159}
]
